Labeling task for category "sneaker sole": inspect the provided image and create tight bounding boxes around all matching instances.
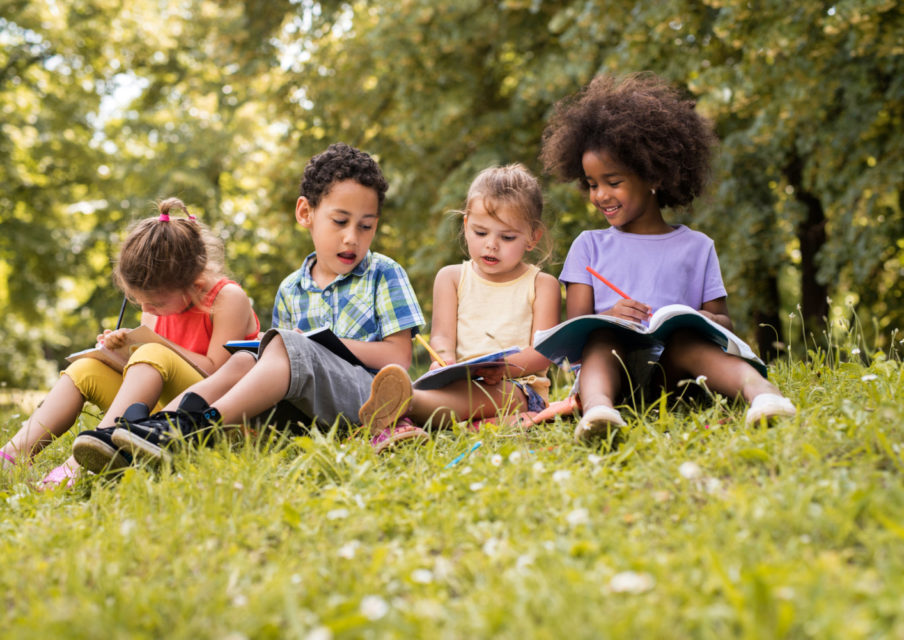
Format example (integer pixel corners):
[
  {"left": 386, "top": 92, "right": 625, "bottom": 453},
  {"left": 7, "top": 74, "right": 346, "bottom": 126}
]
[
  {"left": 111, "top": 429, "right": 172, "bottom": 465},
  {"left": 358, "top": 365, "right": 413, "bottom": 435},
  {"left": 72, "top": 436, "right": 131, "bottom": 474}
]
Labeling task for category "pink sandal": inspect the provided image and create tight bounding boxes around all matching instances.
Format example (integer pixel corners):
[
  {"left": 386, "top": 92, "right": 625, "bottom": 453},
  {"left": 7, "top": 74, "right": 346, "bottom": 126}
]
[
  {"left": 371, "top": 418, "right": 429, "bottom": 454},
  {"left": 39, "top": 463, "right": 78, "bottom": 489},
  {"left": 0, "top": 450, "right": 16, "bottom": 468}
]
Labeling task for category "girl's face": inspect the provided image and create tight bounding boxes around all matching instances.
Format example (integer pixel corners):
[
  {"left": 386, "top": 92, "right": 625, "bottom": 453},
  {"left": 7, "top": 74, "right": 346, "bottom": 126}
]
[
  {"left": 132, "top": 288, "right": 193, "bottom": 316},
  {"left": 463, "top": 199, "right": 538, "bottom": 283},
  {"left": 582, "top": 150, "right": 667, "bottom": 234}
]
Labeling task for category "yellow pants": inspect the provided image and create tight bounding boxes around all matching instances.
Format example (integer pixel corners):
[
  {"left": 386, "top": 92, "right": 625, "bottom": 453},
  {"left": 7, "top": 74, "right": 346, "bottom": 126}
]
[{"left": 62, "top": 343, "right": 205, "bottom": 412}]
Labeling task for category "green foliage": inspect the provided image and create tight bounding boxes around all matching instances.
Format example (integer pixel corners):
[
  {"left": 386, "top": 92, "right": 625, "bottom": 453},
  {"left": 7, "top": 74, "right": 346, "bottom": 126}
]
[
  {"left": 2, "top": 0, "right": 903, "bottom": 385},
  {"left": 1, "top": 351, "right": 904, "bottom": 637}
]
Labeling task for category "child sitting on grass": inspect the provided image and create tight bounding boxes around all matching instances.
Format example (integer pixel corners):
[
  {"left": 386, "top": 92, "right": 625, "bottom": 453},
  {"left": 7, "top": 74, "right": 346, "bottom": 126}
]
[
  {"left": 83, "top": 143, "right": 425, "bottom": 466},
  {"left": 3, "top": 199, "right": 259, "bottom": 487},
  {"left": 358, "top": 163, "right": 561, "bottom": 452},
  {"left": 539, "top": 73, "right": 796, "bottom": 444}
]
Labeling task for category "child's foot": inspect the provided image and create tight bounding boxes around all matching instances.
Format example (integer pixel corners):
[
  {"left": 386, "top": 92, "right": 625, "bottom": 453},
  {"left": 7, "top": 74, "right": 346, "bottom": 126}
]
[
  {"left": 38, "top": 463, "right": 78, "bottom": 489},
  {"left": 745, "top": 393, "right": 796, "bottom": 426},
  {"left": 358, "top": 364, "right": 413, "bottom": 435},
  {"left": 573, "top": 405, "right": 626, "bottom": 444},
  {"left": 72, "top": 427, "right": 133, "bottom": 474},
  {"left": 112, "top": 392, "right": 221, "bottom": 464},
  {"left": 371, "top": 417, "right": 429, "bottom": 454}
]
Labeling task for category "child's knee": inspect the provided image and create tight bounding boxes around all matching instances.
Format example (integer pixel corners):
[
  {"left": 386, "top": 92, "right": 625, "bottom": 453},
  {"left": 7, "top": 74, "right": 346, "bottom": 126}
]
[{"left": 62, "top": 358, "right": 122, "bottom": 407}]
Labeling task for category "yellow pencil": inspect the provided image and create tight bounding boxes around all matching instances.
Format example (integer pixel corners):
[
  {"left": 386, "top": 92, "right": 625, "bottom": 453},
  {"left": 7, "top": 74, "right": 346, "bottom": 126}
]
[{"left": 414, "top": 333, "right": 447, "bottom": 367}]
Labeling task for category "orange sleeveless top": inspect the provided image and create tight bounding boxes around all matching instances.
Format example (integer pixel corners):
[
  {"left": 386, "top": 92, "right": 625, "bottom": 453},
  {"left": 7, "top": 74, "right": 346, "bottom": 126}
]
[{"left": 154, "top": 278, "right": 259, "bottom": 355}]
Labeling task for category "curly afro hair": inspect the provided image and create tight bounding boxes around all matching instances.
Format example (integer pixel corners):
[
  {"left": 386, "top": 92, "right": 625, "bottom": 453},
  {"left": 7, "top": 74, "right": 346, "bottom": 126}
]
[
  {"left": 540, "top": 73, "right": 718, "bottom": 209},
  {"left": 299, "top": 142, "right": 389, "bottom": 212}
]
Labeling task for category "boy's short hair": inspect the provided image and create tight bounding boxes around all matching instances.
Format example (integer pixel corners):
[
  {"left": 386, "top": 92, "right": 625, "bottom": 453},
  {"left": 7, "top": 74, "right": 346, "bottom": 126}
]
[{"left": 299, "top": 143, "right": 389, "bottom": 213}]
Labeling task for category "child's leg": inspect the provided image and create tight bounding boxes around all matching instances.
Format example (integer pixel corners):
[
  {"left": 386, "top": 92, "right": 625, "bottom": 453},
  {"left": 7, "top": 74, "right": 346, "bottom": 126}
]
[
  {"left": 408, "top": 380, "right": 528, "bottom": 430},
  {"left": 660, "top": 329, "right": 779, "bottom": 402},
  {"left": 210, "top": 338, "right": 293, "bottom": 425},
  {"left": 157, "top": 351, "right": 257, "bottom": 413},
  {"left": 2, "top": 359, "right": 121, "bottom": 464},
  {"left": 578, "top": 328, "right": 627, "bottom": 411}
]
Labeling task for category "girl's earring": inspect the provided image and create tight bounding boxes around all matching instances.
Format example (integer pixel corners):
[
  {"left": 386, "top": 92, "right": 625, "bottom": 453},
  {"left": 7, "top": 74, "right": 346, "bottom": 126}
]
[{"left": 651, "top": 188, "right": 656, "bottom": 195}]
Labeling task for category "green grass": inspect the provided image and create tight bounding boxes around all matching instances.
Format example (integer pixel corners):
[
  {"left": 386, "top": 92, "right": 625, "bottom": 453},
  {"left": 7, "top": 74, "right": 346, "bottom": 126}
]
[{"left": 2, "top": 348, "right": 903, "bottom": 639}]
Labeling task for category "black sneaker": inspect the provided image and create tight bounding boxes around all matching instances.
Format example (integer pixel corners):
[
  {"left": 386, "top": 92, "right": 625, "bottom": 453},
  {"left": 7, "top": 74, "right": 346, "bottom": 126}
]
[
  {"left": 111, "top": 392, "right": 221, "bottom": 464},
  {"left": 72, "top": 427, "right": 133, "bottom": 474}
]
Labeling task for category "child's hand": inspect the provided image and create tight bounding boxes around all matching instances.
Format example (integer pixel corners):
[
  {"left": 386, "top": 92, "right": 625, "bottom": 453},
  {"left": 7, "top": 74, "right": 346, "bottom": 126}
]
[
  {"left": 473, "top": 366, "right": 505, "bottom": 386},
  {"left": 428, "top": 360, "right": 450, "bottom": 371},
  {"left": 98, "top": 328, "right": 129, "bottom": 349},
  {"left": 605, "top": 298, "right": 651, "bottom": 323}
]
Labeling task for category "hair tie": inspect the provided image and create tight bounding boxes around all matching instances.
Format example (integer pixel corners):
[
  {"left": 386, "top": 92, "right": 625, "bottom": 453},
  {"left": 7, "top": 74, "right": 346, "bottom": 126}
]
[
  {"left": 158, "top": 213, "right": 170, "bottom": 221},
  {"left": 188, "top": 214, "right": 197, "bottom": 222}
]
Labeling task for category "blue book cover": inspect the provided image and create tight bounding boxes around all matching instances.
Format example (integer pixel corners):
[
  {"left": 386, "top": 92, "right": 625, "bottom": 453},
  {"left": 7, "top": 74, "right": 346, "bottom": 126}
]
[{"left": 412, "top": 347, "right": 522, "bottom": 390}]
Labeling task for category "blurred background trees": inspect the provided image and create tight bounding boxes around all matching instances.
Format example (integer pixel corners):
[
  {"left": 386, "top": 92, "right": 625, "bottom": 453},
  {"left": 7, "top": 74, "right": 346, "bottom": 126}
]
[{"left": 2, "top": 0, "right": 902, "bottom": 388}]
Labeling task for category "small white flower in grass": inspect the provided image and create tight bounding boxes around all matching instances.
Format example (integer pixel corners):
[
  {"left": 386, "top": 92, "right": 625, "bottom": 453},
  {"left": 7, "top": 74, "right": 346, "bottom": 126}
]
[
  {"left": 119, "top": 519, "right": 136, "bottom": 536},
  {"left": 233, "top": 481, "right": 244, "bottom": 491},
  {"left": 482, "top": 537, "right": 501, "bottom": 557},
  {"left": 861, "top": 374, "right": 878, "bottom": 382},
  {"left": 695, "top": 375, "right": 708, "bottom": 385},
  {"left": 508, "top": 451, "right": 522, "bottom": 463},
  {"left": 679, "top": 461, "right": 702, "bottom": 480},
  {"left": 532, "top": 461, "right": 545, "bottom": 473},
  {"left": 587, "top": 454, "right": 603, "bottom": 465},
  {"left": 851, "top": 348, "right": 861, "bottom": 356},
  {"left": 305, "top": 626, "right": 332, "bottom": 640},
  {"left": 566, "top": 508, "right": 590, "bottom": 526},
  {"left": 326, "top": 508, "right": 349, "bottom": 520},
  {"left": 232, "top": 594, "right": 248, "bottom": 607},
  {"left": 291, "top": 574, "right": 303, "bottom": 585},
  {"left": 469, "top": 482, "right": 484, "bottom": 491},
  {"left": 516, "top": 554, "right": 534, "bottom": 569},
  {"left": 491, "top": 454, "right": 503, "bottom": 466},
  {"left": 411, "top": 569, "right": 433, "bottom": 584},
  {"left": 360, "top": 595, "right": 389, "bottom": 620},
  {"left": 609, "top": 571, "right": 655, "bottom": 594},
  {"left": 552, "top": 469, "right": 571, "bottom": 483},
  {"left": 337, "top": 540, "right": 359, "bottom": 559},
  {"left": 704, "top": 477, "right": 722, "bottom": 494}
]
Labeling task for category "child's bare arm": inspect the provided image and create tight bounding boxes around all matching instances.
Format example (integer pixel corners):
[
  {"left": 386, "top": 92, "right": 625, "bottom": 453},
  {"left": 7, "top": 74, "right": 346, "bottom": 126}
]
[
  {"left": 342, "top": 329, "right": 413, "bottom": 370},
  {"left": 428, "top": 265, "right": 460, "bottom": 367},
  {"left": 504, "top": 272, "right": 561, "bottom": 376},
  {"left": 699, "top": 297, "right": 733, "bottom": 330},
  {"left": 565, "top": 282, "right": 650, "bottom": 322}
]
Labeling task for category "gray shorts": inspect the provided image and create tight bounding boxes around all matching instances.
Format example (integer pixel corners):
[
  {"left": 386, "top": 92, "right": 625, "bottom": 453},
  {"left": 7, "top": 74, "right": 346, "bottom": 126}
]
[{"left": 258, "top": 328, "right": 375, "bottom": 430}]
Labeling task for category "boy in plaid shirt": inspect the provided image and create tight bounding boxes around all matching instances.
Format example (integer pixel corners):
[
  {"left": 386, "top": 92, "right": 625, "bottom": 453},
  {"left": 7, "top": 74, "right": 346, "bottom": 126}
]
[{"left": 100, "top": 144, "right": 425, "bottom": 460}]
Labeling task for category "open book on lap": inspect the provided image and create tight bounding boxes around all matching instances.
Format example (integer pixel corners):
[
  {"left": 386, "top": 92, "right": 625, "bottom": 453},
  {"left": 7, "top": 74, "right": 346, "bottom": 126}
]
[
  {"left": 533, "top": 304, "right": 766, "bottom": 376},
  {"left": 412, "top": 347, "right": 522, "bottom": 390},
  {"left": 66, "top": 325, "right": 207, "bottom": 377},
  {"left": 224, "top": 326, "right": 366, "bottom": 369}
]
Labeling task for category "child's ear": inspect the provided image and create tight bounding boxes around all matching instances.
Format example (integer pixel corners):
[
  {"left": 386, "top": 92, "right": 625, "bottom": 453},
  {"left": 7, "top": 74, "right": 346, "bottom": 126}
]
[
  {"left": 528, "top": 228, "right": 543, "bottom": 251},
  {"left": 296, "top": 197, "right": 313, "bottom": 228}
]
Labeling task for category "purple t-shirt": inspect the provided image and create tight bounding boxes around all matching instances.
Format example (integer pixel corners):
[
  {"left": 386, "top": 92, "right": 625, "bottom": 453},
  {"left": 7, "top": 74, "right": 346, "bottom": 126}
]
[{"left": 559, "top": 225, "right": 727, "bottom": 315}]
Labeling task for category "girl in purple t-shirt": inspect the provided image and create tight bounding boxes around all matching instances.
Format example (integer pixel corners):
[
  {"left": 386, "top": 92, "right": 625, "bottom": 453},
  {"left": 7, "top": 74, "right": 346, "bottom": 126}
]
[{"left": 540, "top": 73, "right": 796, "bottom": 443}]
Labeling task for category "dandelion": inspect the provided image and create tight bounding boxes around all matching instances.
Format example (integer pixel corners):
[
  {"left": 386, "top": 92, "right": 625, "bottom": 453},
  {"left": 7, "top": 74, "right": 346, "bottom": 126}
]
[
  {"left": 552, "top": 469, "right": 571, "bottom": 483},
  {"left": 532, "top": 461, "right": 545, "bottom": 473},
  {"left": 679, "top": 461, "right": 702, "bottom": 479},
  {"left": 491, "top": 454, "right": 503, "bottom": 466},
  {"left": 508, "top": 451, "right": 522, "bottom": 463},
  {"left": 609, "top": 571, "right": 655, "bottom": 594},
  {"left": 360, "top": 595, "right": 389, "bottom": 620}
]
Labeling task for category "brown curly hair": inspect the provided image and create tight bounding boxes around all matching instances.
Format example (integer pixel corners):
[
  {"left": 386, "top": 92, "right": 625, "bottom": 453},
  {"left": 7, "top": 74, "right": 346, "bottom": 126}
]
[
  {"left": 300, "top": 142, "right": 388, "bottom": 213},
  {"left": 540, "top": 73, "right": 718, "bottom": 208}
]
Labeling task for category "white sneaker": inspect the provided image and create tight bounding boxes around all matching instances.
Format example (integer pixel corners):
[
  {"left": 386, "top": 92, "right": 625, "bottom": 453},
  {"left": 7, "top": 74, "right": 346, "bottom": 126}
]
[
  {"left": 745, "top": 393, "right": 797, "bottom": 426},
  {"left": 573, "top": 405, "right": 626, "bottom": 444}
]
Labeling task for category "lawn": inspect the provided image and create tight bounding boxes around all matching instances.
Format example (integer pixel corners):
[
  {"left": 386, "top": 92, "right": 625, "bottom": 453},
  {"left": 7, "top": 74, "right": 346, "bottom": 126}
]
[{"left": 1, "top": 344, "right": 903, "bottom": 639}]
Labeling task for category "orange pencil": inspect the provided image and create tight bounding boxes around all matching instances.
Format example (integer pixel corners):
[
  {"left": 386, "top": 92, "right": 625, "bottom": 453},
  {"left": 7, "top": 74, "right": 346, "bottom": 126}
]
[{"left": 586, "top": 266, "right": 631, "bottom": 299}]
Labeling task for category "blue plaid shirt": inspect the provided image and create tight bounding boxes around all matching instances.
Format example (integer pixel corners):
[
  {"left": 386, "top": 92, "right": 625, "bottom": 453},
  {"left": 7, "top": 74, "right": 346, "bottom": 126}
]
[{"left": 271, "top": 251, "right": 424, "bottom": 341}]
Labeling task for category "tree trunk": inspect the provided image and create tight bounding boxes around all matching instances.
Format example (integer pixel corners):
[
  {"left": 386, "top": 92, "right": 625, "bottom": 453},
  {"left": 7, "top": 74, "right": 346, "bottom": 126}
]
[{"left": 753, "top": 271, "right": 783, "bottom": 361}]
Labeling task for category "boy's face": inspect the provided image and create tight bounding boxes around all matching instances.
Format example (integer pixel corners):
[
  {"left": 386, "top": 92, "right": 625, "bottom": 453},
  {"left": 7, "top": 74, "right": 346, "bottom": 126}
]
[{"left": 296, "top": 179, "right": 379, "bottom": 288}]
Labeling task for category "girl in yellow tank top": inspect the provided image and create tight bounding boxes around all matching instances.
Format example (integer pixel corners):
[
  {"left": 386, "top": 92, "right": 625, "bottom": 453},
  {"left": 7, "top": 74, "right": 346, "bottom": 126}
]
[{"left": 358, "top": 164, "right": 561, "bottom": 447}]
